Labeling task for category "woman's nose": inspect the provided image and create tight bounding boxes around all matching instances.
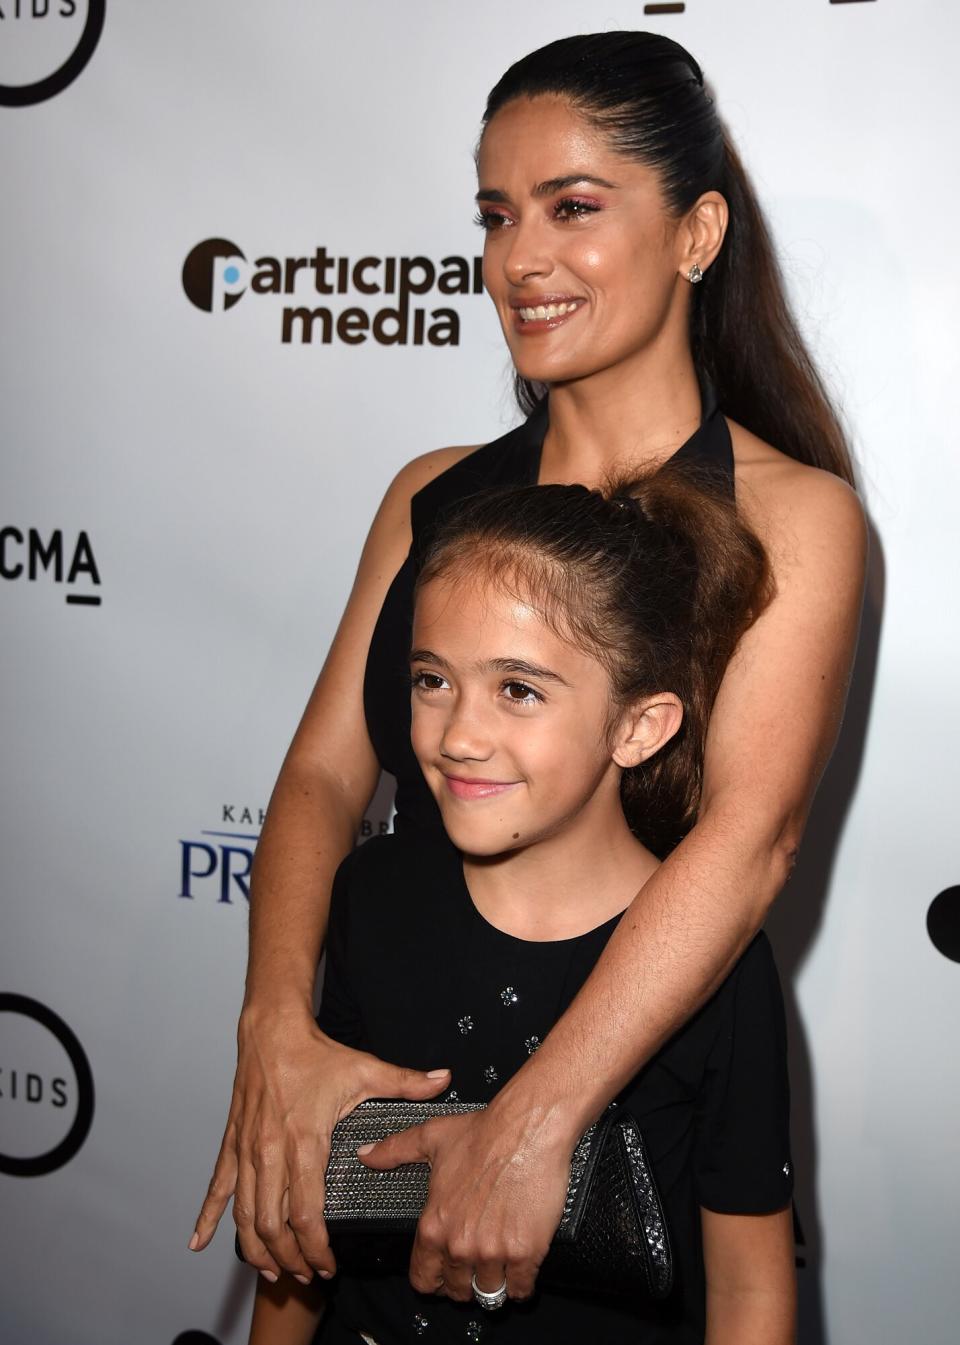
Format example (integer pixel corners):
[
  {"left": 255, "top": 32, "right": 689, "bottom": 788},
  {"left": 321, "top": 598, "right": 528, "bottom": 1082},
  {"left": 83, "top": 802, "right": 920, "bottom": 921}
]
[{"left": 502, "top": 217, "right": 554, "bottom": 287}]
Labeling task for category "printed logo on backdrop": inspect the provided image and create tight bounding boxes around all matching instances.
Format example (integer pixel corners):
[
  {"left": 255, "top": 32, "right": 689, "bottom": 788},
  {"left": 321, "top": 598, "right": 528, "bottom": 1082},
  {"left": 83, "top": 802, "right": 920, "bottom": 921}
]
[
  {"left": 0, "top": 993, "right": 94, "bottom": 1176},
  {"left": 927, "top": 886, "right": 960, "bottom": 963},
  {"left": 0, "top": 1, "right": 105, "bottom": 109},
  {"left": 0, "top": 526, "right": 102, "bottom": 605},
  {"left": 181, "top": 238, "right": 484, "bottom": 347},
  {"left": 179, "top": 804, "right": 392, "bottom": 904}
]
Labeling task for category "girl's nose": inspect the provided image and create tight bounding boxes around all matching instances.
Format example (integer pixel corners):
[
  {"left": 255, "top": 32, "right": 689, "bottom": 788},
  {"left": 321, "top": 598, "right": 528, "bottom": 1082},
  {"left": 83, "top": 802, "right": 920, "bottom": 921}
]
[{"left": 439, "top": 697, "right": 494, "bottom": 763}]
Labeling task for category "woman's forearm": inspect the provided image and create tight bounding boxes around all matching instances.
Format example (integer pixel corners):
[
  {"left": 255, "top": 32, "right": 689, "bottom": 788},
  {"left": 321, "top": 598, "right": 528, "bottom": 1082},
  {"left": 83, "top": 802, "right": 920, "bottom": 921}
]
[
  {"left": 242, "top": 758, "right": 371, "bottom": 1016},
  {"left": 489, "top": 799, "right": 793, "bottom": 1142}
]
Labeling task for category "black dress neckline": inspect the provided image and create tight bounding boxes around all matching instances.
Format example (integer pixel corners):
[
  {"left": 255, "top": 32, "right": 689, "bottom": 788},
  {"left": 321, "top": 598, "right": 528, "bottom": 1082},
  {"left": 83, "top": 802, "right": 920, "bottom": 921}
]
[{"left": 512, "top": 377, "right": 732, "bottom": 490}]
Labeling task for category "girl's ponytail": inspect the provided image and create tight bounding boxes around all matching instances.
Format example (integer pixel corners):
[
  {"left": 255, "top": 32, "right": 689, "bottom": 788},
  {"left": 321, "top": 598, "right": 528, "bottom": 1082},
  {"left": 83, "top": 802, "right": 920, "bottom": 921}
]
[{"left": 617, "top": 465, "right": 771, "bottom": 854}]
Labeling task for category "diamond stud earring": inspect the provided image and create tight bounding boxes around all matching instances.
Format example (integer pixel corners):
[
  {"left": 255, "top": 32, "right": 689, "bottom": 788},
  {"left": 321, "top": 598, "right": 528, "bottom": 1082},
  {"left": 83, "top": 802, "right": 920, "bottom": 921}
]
[{"left": 687, "top": 263, "right": 703, "bottom": 284}]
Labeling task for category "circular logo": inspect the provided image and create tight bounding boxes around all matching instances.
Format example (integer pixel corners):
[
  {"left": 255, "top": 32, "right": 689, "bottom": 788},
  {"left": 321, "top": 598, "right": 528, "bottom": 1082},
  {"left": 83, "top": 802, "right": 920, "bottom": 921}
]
[
  {"left": 182, "top": 239, "right": 248, "bottom": 313},
  {"left": 0, "top": 993, "right": 94, "bottom": 1176},
  {"left": 927, "top": 887, "right": 960, "bottom": 963},
  {"left": 0, "top": 1, "right": 106, "bottom": 109}
]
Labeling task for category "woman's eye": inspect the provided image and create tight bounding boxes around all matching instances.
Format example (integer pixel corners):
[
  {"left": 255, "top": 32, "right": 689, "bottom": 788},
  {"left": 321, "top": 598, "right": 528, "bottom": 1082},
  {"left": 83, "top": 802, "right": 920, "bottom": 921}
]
[
  {"left": 502, "top": 681, "right": 542, "bottom": 705},
  {"left": 413, "top": 671, "right": 448, "bottom": 692},
  {"left": 554, "top": 198, "right": 600, "bottom": 222},
  {"left": 474, "top": 208, "right": 512, "bottom": 231}
]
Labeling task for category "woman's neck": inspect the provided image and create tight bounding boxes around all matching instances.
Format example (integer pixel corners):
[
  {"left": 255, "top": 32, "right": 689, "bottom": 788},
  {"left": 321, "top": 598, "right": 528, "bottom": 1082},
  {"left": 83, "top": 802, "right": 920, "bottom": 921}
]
[
  {"left": 539, "top": 349, "right": 702, "bottom": 488},
  {"left": 462, "top": 799, "right": 659, "bottom": 943}
]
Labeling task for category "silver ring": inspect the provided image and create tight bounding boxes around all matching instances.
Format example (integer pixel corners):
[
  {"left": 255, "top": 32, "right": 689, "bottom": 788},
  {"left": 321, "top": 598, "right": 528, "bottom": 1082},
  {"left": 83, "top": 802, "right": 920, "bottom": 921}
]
[{"left": 470, "top": 1272, "right": 508, "bottom": 1311}]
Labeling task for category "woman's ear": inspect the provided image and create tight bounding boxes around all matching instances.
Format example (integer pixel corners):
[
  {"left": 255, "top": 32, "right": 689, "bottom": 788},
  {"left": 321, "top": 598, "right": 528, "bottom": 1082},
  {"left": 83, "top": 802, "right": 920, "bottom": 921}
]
[
  {"left": 676, "top": 190, "right": 728, "bottom": 281},
  {"left": 612, "top": 694, "right": 684, "bottom": 769}
]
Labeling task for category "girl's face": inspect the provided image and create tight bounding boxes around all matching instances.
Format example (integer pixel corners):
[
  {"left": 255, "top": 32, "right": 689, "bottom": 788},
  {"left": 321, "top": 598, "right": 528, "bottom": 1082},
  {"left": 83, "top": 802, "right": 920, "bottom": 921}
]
[
  {"left": 410, "top": 572, "right": 628, "bottom": 858},
  {"left": 476, "top": 95, "right": 687, "bottom": 387}
]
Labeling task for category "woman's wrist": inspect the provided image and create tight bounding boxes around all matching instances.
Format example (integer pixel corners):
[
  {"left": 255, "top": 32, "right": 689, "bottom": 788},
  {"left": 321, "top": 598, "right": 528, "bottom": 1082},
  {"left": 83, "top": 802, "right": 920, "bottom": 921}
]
[
  {"left": 486, "top": 1063, "right": 598, "bottom": 1156},
  {"left": 239, "top": 987, "right": 317, "bottom": 1036}
]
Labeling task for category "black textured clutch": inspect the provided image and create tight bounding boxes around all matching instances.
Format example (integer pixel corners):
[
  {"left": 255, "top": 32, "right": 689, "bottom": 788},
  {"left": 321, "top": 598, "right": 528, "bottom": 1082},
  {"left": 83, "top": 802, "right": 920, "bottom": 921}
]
[{"left": 320, "top": 1099, "right": 672, "bottom": 1300}]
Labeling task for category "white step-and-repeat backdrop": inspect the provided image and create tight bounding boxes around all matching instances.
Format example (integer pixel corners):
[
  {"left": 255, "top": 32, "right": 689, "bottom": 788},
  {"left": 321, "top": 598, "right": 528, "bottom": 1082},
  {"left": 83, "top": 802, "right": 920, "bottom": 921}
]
[{"left": 2, "top": 3, "right": 958, "bottom": 1342}]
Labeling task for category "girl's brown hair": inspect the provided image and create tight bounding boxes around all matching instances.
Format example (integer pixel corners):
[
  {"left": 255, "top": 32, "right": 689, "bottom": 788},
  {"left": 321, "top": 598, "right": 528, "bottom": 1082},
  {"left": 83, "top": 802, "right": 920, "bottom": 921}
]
[
  {"left": 482, "top": 31, "right": 857, "bottom": 488},
  {"left": 418, "top": 465, "right": 771, "bottom": 857}
]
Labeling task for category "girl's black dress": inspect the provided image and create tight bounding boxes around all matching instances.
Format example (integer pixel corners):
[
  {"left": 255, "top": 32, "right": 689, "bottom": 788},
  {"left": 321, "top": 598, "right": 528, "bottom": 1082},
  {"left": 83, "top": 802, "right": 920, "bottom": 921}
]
[{"left": 315, "top": 395, "right": 792, "bottom": 1345}]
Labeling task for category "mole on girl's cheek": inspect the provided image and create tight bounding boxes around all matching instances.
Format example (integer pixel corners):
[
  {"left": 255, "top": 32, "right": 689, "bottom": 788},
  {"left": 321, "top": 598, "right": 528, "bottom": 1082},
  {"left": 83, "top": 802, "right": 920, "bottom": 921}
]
[{"left": 512, "top": 832, "right": 520, "bottom": 839}]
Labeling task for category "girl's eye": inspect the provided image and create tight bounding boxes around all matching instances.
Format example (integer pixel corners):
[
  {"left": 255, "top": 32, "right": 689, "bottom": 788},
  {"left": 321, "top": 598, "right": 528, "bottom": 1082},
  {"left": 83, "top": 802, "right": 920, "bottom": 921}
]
[
  {"left": 412, "top": 670, "right": 448, "bottom": 693},
  {"left": 474, "top": 208, "right": 512, "bottom": 231},
  {"left": 554, "top": 197, "right": 600, "bottom": 222},
  {"left": 501, "top": 680, "right": 543, "bottom": 705}
]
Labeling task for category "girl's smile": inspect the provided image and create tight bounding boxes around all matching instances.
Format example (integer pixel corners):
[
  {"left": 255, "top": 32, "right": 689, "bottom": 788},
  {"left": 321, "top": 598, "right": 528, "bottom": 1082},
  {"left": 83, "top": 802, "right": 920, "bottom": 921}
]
[{"left": 441, "top": 774, "right": 522, "bottom": 801}]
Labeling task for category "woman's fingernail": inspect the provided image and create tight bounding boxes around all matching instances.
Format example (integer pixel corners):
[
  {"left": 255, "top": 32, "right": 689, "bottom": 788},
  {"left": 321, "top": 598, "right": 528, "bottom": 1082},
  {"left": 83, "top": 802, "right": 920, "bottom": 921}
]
[
  {"left": 427, "top": 1068, "right": 450, "bottom": 1079},
  {"left": 357, "top": 1143, "right": 374, "bottom": 1155},
  {"left": 260, "top": 1270, "right": 279, "bottom": 1284},
  {"left": 319, "top": 1269, "right": 333, "bottom": 1280},
  {"left": 294, "top": 1274, "right": 312, "bottom": 1285},
  {"left": 187, "top": 1231, "right": 200, "bottom": 1251}
]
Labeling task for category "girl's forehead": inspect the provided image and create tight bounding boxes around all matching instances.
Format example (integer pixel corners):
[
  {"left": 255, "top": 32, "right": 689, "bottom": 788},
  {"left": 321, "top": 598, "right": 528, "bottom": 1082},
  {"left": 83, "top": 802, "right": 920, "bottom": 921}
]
[
  {"left": 413, "top": 572, "right": 602, "bottom": 674},
  {"left": 414, "top": 571, "right": 544, "bottom": 638}
]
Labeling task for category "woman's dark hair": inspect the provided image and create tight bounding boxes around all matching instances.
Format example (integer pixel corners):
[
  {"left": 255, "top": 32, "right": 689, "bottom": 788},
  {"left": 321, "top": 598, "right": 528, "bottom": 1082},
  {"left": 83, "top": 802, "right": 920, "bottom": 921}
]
[
  {"left": 482, "top": 31, "right": 856, "bottom": 487},
  {"left": 417, "top": 466, "right": 771, "bottom": 857}
]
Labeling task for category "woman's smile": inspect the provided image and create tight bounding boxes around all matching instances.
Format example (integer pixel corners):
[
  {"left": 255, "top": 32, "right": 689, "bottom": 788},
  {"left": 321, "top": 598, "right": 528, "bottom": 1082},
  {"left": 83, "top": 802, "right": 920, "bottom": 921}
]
[{"left": 510, "top": 294, "right": 587, "bottom": 333}]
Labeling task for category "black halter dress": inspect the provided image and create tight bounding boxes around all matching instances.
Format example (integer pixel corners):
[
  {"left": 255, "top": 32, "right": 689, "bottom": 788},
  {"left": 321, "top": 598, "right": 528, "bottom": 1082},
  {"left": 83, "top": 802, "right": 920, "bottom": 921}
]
[{"left": 362, "top": 388, "right": 735, "bottom": 833}]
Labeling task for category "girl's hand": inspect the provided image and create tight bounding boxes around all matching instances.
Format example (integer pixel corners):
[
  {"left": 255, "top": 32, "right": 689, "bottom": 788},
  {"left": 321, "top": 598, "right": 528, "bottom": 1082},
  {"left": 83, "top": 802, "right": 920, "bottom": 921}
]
[
  {"left": 190, "top": 1005, "right": 451, "bottom": 1282},
  {"left": 359, "top": 1087, "right": 573, "bottom": 1301}
]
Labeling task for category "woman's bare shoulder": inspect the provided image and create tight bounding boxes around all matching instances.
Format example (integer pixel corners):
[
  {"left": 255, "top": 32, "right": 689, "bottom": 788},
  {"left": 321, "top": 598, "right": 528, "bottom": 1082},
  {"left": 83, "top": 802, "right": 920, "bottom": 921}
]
[
  {"left": 389, "top": 443, "right": 483, "bottom": 499},
  {"left": 371, "top": 444, "right": 483, "bottom": 552},
  {"left": 727, "top": 418, "right": 865, "bottom": 559}
]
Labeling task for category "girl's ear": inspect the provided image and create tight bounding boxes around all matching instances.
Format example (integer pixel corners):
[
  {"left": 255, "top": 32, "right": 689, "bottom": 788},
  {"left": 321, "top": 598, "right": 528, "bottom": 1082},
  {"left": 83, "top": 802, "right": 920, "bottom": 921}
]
[{"left": 612, "top": 694, "right": 683, "bottom": 769}]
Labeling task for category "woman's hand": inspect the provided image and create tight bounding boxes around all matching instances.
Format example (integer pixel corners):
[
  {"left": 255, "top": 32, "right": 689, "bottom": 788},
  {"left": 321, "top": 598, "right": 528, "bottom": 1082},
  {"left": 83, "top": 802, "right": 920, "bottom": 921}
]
[
  {"left": 191, "top": 1004, "right": 451, "bottom": 1282},
  {"left": 359, "top": 1083, "right": 575, "bottom": 1301}
]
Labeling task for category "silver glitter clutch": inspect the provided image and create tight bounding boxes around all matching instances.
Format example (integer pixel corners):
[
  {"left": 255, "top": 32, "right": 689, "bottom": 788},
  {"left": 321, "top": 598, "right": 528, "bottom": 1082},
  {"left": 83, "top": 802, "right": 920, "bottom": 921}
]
[{"left": 323, "top": 1099, "right": 673, "bottom": 1300}]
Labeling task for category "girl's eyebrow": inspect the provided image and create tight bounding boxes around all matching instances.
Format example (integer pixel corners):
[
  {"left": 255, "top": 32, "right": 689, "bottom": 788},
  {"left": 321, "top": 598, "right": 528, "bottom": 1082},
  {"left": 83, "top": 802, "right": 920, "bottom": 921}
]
[
  {"left": 410, "top": 649, "right": 569, "bottom": 687},
  {"left": 488, "top": 657, "right": 569, "bottom": 686},
  {"left": 410, "top": 648, "right": 448, "bottom": 667},
  {"left": 475, "top": 174, "right": 619, "bottom": 204}
]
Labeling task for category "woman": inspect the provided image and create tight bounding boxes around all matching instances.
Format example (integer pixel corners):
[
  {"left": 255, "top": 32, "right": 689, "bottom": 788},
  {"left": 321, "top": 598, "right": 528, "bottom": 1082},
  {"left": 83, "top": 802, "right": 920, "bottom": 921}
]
[{"left": 191, "top": 29, "right": 866, "bottom": 1307}]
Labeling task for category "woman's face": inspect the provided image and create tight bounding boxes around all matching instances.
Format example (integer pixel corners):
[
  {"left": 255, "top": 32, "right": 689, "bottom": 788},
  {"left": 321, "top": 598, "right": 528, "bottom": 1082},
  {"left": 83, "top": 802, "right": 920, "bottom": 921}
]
[{"left": 476, "top": 95, "right": 687, "bottom": 387}]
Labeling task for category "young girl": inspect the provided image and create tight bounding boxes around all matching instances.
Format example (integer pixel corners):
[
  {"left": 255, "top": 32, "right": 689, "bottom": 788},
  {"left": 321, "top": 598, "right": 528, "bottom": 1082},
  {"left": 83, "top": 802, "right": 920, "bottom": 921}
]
[{"left": 249, "top": 467, "right": 795, "bottom": 1345}]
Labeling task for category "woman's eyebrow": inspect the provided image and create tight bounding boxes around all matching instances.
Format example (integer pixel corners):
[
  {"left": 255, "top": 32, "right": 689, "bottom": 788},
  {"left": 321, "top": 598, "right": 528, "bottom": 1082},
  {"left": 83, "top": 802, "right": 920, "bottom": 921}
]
[
  {"left": 533, "top": 174, "right": 618, "bottom": 196},
  {"left": 475, "top": 174, "right": 618, "bottom": 203}
]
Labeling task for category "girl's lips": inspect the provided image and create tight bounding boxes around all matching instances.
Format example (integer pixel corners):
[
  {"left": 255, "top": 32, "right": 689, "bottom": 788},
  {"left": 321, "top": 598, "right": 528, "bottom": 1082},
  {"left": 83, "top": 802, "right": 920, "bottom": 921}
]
[{"left": 443, "top": 775, "right": 520, "bottom": 801}]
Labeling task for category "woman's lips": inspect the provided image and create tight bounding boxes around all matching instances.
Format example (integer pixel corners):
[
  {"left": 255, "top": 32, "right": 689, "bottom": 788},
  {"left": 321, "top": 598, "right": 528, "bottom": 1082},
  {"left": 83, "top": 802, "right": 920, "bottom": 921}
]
[
  {"left": 510, "top": 298, "right": 584, "bottom": 334},
  {"left": 443, "top": 775, "right": 520, "bottom": 801}
]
